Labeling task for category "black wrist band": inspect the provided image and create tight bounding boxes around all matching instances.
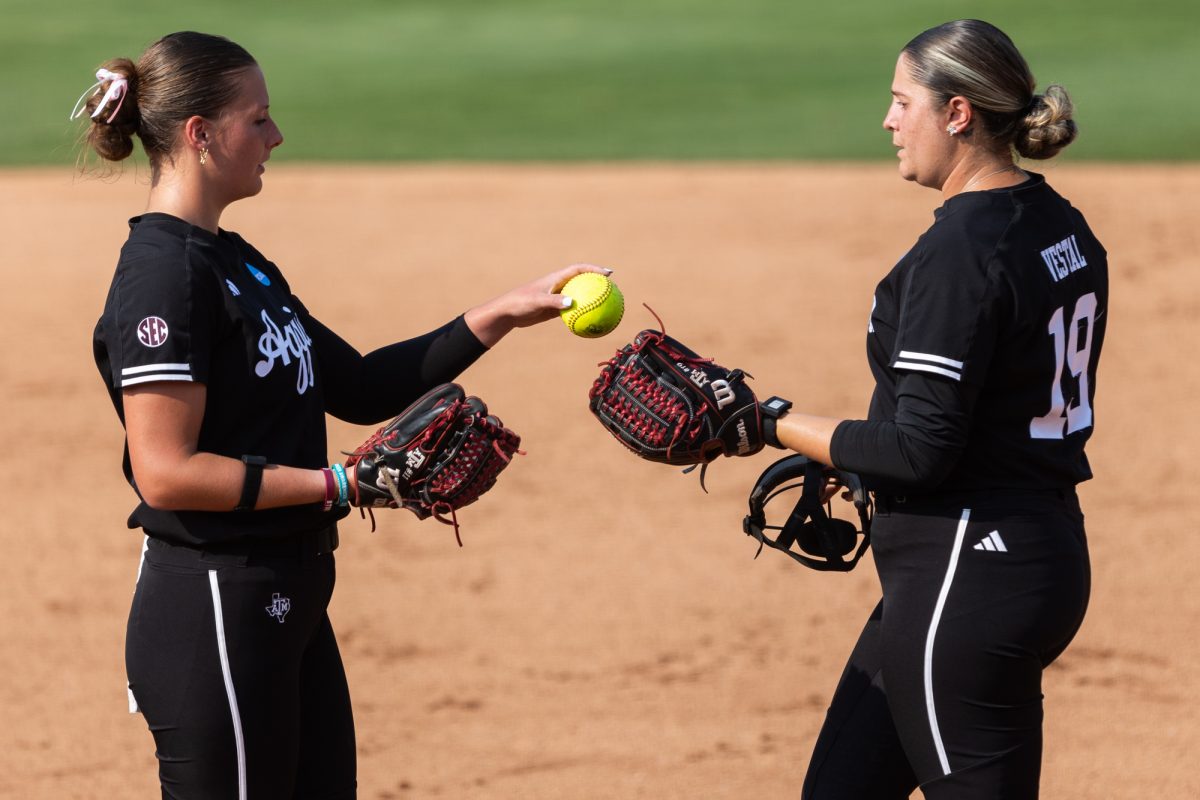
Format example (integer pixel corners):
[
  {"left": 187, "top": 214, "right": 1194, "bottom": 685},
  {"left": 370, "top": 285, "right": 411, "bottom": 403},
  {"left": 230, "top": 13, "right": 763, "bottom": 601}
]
[
  {"left": 235, "top": 455, "right": 268, "bottom": 512},
  {"left": 763, "top": 416, "right": 782, "bottom": 449},
  {"left": 760, "top": 396, "right": 793, "bottom": 449}
]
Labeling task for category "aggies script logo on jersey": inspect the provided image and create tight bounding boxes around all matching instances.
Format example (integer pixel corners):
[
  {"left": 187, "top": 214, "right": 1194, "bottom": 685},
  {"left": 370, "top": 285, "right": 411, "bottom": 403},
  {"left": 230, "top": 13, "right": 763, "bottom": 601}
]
[{"left": 255, "top": 305, "right": 315, "bottom": 395}]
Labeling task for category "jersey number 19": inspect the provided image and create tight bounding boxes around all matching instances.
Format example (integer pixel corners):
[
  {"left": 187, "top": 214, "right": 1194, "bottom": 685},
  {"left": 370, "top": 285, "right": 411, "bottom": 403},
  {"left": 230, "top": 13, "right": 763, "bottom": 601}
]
[{"left": 1030, "top": 292, "right": 1098, "bottom": 440}]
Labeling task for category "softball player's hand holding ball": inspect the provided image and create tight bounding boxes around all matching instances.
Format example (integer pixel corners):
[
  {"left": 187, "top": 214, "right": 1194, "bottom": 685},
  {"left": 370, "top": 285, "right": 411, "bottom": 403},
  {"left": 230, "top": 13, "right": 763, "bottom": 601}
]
[
  {"left": 464, "top": 263, "right": 613, "bottom": 346},
  {"left": 559, "top": 272, "right": 624, "bottom": 338}
]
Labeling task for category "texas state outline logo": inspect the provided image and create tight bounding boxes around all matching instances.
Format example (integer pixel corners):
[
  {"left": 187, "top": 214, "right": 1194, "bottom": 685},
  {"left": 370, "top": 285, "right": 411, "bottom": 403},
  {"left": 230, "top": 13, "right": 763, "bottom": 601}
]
[{"left": 265, "top": 592, "right": 291, "bottom": 623}]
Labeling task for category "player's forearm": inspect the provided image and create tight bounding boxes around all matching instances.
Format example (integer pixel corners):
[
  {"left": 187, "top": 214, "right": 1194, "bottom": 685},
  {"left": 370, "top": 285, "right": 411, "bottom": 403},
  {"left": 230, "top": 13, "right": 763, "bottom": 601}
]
[
  {"left": 774, "top": 412, "right": 943, "bottom": 485},
  {"left": 828, "top": 373, "right": 973, "bottom": 488},
  {"left": 364, "top": 315, "right": 488, "bottom": 391},
  {"left": 133, "top": 452, "right": 327, "bottom": 511},
  {"left": 830, "top": 419, "right": 960, "bottom": 488},
  {"left": 309, "top": 314, "right": 487, "bottom": 425},
  {"left": 464, "top": 301, "right": 517, "bottom": 348},
  {"left": 773, "top": 410, "right": 953, "bottom": 486},
  {"left": 773, "top": 413, "right": 840, "bottom": 465},
  {"left": 463, "top": 263, "right": 608, "bottom": 347}
]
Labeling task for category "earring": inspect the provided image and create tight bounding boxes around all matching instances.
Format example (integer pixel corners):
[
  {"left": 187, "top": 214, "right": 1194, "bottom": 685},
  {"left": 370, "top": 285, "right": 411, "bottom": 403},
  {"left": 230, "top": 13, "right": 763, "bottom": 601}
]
[
  {"left": 947, "top": 125, "right": 959, "bottom": 136},
  {"left": 199, "top": 147, "right": 208, "bottom": 166}
]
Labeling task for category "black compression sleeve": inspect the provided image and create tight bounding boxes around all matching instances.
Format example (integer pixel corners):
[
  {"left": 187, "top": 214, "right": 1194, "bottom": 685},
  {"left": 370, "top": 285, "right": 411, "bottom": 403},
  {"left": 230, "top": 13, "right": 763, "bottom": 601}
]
[
  {"left": 308, "top": 314, "right": 488, "bottom": 425},
  {"left": 830, "top": 372, "right": 979, "bottom": 490}
]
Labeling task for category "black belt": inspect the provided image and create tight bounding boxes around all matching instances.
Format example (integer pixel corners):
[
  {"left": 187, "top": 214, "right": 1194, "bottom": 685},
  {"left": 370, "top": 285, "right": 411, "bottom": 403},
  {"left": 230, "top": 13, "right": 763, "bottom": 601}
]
[
  {"left": 873, "top": 488, "right": 1077, "bottom": 515},
  {"left": 147, "top": 525, "right": 339, "bottom": 563}
]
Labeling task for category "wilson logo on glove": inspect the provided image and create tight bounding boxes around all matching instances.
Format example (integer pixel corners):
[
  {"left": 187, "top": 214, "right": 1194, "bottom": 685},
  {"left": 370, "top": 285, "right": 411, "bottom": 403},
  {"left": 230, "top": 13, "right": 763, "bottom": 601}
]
[{"left": 711, "top": 379, "right": 736, "bottom": 410}]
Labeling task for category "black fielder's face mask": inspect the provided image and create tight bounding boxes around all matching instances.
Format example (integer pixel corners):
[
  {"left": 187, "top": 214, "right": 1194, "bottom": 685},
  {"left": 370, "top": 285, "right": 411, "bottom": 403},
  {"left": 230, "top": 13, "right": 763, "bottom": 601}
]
[{"left": 742, "top": 455, "right": 873, "bottom": 572}]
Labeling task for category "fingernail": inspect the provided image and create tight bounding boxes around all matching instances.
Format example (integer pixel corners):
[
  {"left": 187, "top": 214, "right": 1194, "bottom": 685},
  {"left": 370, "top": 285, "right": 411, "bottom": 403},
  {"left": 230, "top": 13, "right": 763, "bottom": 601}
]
[
  {"left": 603, "top": 268, "right": 614, "bottom": 275},
  {"left": 561, "top": 296, "right": 573, "bottom": 308}
]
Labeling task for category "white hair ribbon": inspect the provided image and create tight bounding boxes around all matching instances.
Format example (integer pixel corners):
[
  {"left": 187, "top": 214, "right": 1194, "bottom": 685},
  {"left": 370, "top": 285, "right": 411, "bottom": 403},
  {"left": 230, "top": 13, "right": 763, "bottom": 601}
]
[{"left": 69, "top": 68, "right": 129, "bottom": 123}]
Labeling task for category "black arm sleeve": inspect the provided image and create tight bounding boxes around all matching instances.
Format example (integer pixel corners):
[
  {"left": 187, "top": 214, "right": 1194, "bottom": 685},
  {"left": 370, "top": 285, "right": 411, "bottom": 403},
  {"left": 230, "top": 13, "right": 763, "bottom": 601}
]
[
  {"left": 830, "top": 371, "right": 980, "bottom": 490},
  {"left": 308, "top": 314, "right": 488, "bottom": 425}
]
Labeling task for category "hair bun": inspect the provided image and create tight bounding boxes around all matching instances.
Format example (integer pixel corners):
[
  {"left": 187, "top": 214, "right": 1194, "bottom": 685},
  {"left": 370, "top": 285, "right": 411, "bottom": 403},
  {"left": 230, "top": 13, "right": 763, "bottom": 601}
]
[
  {"left": 82, "top": 58, "right": 140, "bottom": 162},
  {"left": 1016, "top": 84, "right": 1077, "bottom": 160}
]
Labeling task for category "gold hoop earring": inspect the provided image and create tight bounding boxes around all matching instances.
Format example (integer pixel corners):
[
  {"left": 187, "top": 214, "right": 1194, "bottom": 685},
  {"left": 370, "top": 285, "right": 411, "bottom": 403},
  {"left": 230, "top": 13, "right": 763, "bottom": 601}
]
[{"left": 199, "top": 147, "right": 209, "bottom": 166}]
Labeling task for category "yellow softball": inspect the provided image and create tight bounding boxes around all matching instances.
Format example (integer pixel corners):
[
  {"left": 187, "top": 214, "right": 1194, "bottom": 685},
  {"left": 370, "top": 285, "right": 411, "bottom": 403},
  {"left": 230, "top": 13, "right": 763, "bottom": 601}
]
[{"left": 560, "top": 273, "right": 624, "bottom": 338}]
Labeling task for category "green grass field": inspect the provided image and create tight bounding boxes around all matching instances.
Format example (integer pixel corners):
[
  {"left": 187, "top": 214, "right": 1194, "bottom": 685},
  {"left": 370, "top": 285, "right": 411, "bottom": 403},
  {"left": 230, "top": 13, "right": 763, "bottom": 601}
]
[{"left": 5, "top": 0, "right": 1198, "bottom": 164}]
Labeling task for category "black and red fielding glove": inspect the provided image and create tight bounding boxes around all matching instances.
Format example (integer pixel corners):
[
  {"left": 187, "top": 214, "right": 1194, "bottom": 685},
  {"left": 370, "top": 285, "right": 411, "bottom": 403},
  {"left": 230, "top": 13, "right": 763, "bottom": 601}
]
[
  {"left": 589, "top": 324, "right": 771, "bottom": 485},
  {"left": 344, "top": 383, "right": 522, "bottom": 544}
]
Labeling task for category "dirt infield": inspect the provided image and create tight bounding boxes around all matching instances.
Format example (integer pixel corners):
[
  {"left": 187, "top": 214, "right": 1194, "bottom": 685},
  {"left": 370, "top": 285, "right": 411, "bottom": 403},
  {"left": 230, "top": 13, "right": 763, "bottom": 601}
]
[{"left": 1, "top": 163, "right": 1196, "bottom": 799}]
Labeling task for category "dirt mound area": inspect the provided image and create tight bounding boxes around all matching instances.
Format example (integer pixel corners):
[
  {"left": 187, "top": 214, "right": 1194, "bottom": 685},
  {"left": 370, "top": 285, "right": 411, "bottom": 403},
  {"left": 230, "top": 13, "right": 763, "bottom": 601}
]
[{"left": 2, "top": 163, "right": 1195, "bottom": 798}]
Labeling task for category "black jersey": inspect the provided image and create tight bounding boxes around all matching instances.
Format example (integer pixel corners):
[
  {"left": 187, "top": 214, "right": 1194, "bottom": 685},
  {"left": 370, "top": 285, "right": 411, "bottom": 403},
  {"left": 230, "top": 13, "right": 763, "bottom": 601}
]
[
  {"left": 833, "top": 173, "right": 1108, "bottom": 493},
  {"left": 93, "top": 213, "right": 342, "bottom": 543},
  {"left": 93, "top": 213, "right": 487, "bottom": 546}
]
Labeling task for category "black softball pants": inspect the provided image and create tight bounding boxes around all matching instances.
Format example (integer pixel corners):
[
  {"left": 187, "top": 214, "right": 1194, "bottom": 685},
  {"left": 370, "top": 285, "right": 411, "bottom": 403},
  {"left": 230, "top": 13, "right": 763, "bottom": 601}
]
[
  {"left": 801, "top": 490, "right": 1090, "bottom": 799},
  {"left": 126, "top": 531, "right": 357, "bottom": 799}
]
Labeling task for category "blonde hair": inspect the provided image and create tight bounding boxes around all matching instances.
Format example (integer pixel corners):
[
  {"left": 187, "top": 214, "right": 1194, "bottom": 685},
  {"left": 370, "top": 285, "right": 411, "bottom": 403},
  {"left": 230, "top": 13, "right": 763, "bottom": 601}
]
[
  {"left": 80, "top": 32, "right": 257, "bottom": 168},
  {"left": 902, "top": 20, "right": 1077, "bottom": 160}
]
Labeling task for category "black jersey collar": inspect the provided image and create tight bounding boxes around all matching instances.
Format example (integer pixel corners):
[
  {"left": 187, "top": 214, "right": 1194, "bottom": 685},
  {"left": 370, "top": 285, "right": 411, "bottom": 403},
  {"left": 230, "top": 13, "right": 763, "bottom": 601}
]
[
  {"left": 935, "top": 171, "right": 1045, "bottom": 220},
  {"left": 129, "top": 211, "right": 228, "bottom": 244}
]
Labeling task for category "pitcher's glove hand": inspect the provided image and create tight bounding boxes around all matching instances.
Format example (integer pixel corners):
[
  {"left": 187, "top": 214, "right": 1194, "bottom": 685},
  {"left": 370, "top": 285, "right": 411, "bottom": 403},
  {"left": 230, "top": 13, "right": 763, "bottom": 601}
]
[
  {"left": 589, "top": 325, "right": 770, "bottom": 485},
  {"left": 344, "top": 383, "right": 522, "bottom": 544}
]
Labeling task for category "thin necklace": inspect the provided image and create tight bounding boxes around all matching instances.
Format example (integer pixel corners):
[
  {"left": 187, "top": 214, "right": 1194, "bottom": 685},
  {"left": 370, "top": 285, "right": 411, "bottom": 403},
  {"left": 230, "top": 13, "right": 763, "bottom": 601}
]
[{"left": 961, "top": 164, "right": 1019, "bottom": 193}]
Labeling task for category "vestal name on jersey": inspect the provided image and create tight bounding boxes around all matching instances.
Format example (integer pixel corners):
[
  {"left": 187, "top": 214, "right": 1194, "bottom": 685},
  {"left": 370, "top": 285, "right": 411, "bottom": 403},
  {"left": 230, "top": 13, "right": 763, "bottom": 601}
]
[{"left": 1039, "top": 234, "right": 1088, "bottom": 283}]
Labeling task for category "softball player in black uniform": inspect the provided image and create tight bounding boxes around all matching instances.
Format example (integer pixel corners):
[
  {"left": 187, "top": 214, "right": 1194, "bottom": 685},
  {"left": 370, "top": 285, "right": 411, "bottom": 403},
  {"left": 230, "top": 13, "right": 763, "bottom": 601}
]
[
  {"left": 766, "top": 21, "right": 1107, "bottom": 798},
  {"left": 79, "top": 32, "right": 605, "bottom": 799}
]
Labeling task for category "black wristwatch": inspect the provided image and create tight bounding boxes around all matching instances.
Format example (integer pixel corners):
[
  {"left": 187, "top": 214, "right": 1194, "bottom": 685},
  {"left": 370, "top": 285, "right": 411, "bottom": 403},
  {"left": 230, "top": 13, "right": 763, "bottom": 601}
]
[
  {"left": 760, "top": 396, "right": 792, "bottom": 449},
  {"left": 235, "top": 455, "right": 268, "bottom": 512}
]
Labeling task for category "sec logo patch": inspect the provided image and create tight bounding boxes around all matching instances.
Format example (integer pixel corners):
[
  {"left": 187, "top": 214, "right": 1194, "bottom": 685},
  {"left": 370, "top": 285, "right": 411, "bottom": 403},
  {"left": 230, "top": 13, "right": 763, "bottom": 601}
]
[{"left": 137, "top": 316, "right": 169, "bottom": 347}]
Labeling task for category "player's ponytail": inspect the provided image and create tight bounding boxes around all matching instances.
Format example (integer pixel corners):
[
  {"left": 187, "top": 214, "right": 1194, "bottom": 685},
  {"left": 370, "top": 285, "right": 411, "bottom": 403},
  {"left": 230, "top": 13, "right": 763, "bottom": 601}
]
[
  {"left": 73, "top": 32, "right": 257, "bottom": 171},
  {"left": 80, "top": 58, "right": 140, "bottom": 163},
  {"left": 902, "top": 19, "right": 1079, "bottom": 160},
  {"left": 1016, "top": 85, "right": 1078, "bottom": 160}
]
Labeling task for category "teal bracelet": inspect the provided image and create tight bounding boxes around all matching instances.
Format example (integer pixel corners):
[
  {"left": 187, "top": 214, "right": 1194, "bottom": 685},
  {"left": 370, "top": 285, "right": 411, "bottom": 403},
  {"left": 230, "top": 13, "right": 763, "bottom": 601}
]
[{"left": 330, "top": 463, "right": 350, "bottom": 507}]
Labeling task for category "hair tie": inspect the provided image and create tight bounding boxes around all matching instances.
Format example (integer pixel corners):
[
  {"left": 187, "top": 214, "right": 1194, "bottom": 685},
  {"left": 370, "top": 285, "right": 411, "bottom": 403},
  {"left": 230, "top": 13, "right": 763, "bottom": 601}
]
[
  {"left": 1025, "top": 94, "right": 1042, "bottom": 114},
  {"left": 69, "top": 68, "right": 129, "bottom": 124}
]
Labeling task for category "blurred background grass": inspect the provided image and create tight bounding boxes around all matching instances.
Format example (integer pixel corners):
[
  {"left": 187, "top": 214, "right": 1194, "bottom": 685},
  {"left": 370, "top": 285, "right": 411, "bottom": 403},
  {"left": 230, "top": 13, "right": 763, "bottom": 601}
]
[{"left": 5, "top": 0, "right": 1197, "bottom": 164}]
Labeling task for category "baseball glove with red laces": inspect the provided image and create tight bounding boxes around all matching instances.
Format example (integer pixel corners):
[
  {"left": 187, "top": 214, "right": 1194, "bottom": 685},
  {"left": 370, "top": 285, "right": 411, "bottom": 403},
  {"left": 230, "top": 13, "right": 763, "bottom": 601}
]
[
  {"left": 344, "top": 383, "right": 522, "bottom": 544},
  {"left": 589, "top": 311, "right": 779, "bottom": 486}
]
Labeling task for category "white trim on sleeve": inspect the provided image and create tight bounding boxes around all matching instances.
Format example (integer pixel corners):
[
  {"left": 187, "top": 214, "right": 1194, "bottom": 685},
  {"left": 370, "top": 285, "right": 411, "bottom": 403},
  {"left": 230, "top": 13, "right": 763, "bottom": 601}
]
[
  {"left": 120, "top": 362, "right": 194, "bottom": 388},
  {"left": 894, "top": 350, "right": 964, "bottom": 381},
  {"left": 121, "top": 373, "right": 195, "bottom": 387},
  {"left": 893, "top": 361, "right": 963, "bottom": 381},
  {"left": 897, "top": 350, "right": 964, "bottom": 368},
  {"left": 121, "top": 363, "right": 191, "bottom": 375}
]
